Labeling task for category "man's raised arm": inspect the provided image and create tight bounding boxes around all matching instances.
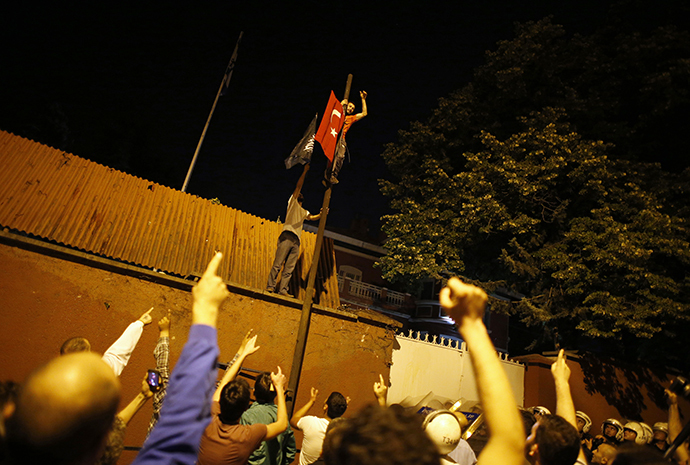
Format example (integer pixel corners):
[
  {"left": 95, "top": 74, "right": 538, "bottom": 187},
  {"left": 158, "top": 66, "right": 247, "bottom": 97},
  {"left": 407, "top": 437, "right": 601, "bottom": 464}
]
[
  {"left": 440, "top": 278, "right": 523, "bottom": 465},
  {"left": 293, "top": 163, "right": 310, "bottom": 198},
  {"left": 551, "top": 349, "right": 587, "bottom": 464},
  {"left": 265, "top": 366, "right": 289, "bottom": 440},
  {"left": 355, "top": 90, "right": 367, "bottom": 120},
  {"left": 212, "top": 332, "right": 260, "bottom": 402},
  {"left": 290, "top": 387, "right": 318, "bottom": 430},
  {"left": 102, "top": 307, "right": 154, "bottom": 376},
  {"left": 132, "top": 252, "right": 228, "bottom": 465}
]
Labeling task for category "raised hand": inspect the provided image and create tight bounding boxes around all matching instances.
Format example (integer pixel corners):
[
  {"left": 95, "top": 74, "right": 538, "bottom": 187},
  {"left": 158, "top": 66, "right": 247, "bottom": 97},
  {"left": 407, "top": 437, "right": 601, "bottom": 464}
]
[
  {"left": 192, "top": 252, "right": 229, "bottom": 327},
  {"left": 439, "top": 277, "right": 488, "bottom": 328},
  {"left": 138, "top": 307, "right": 154, "bottom": 325}
]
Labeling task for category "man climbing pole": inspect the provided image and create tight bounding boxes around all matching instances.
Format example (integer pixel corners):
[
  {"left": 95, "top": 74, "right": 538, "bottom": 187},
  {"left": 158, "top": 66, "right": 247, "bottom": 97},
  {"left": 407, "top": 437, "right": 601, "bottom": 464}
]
[{"left": 327, "top": 90, "right": 368, "bottom": 184}]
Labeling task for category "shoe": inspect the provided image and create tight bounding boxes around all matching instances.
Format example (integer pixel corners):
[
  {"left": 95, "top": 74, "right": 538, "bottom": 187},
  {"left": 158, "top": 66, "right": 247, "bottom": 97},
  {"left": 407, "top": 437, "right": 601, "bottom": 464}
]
[
  {"left": 265, "top": 287, "right": 274, "bottom": 293},
  {"left": 330, "top": 176, "right": 339, "bottom": 185},
  {"left": 279, "top": 290, "right": 293, "bottom": 298}
]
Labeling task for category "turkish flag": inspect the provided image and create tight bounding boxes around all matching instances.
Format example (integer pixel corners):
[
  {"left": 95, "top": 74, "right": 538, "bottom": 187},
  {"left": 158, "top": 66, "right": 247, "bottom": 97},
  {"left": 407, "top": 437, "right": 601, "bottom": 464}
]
[{"left": 315, "top": 91, "right": 344, "bottom": 162}]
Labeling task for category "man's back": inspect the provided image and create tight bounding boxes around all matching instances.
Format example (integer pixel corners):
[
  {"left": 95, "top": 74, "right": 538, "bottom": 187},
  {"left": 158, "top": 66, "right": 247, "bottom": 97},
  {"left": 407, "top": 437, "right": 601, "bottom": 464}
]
[
  {"left": 296, "top": 415, "right": 329, "bottom": 465},
  {"left": 197, "top": 402, "right": 268, "bottom": 465},
  {"left": 241, "top": 402, "right": 296, "bottom": 465}
]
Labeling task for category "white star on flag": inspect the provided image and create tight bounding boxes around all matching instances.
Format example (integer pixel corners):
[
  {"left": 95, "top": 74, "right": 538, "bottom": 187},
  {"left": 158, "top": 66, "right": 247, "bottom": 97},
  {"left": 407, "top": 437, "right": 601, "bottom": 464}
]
[{"left": 330, "top": 128, "right": 338, "bottom": 138}]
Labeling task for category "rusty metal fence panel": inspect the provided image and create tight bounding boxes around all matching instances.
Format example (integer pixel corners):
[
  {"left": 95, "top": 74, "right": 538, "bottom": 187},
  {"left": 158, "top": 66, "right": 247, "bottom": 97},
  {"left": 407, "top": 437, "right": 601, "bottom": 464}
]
[{"left": 0, "top": 131, "right": 340, "bottom": 307}]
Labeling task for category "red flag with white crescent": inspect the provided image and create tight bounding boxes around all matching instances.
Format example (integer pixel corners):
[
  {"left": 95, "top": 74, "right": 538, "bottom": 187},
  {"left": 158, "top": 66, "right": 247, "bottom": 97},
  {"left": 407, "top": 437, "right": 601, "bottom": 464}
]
[{"left": 315, "top": 91, "right": 344, "bottom": 162}]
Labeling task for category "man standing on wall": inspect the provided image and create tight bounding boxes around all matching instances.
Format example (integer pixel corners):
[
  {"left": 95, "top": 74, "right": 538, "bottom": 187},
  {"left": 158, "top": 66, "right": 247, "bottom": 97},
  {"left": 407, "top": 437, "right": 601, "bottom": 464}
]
[{"left": 266, "top": 163, "right": 322, "bottom": 298}]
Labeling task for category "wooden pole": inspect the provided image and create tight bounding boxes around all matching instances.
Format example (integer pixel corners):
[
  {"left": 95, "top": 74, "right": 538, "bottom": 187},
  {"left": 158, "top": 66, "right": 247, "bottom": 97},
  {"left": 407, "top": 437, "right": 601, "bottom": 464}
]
[
  {"left": 181, "top": 31, "right": 243, "bottom": 192},
  {"left": 286, "top": 75, "right": 353, "bottom": 416}
]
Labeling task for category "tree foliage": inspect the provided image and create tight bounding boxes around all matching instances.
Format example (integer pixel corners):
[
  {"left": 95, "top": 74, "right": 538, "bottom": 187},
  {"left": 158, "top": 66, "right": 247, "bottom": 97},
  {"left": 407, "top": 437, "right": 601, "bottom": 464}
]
[{"left": 380, "top": 17, "right": 690, "bottom": 367}]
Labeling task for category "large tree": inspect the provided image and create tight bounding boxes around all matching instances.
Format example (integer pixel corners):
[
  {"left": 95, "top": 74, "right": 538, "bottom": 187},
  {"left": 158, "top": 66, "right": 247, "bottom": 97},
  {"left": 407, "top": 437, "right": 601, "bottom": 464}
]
[{"left": 380, "top": 17, "right": 690, "bottom": 367}]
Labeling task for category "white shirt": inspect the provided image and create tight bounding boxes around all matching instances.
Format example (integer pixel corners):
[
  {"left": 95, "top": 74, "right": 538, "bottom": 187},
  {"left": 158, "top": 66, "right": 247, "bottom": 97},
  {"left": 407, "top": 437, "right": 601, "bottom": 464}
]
[
  {"left": 447, "top": 439, "right": 477, "bottom": 465},
  {"left": 283, "top": 195, "right": 310, "bottom": 239},
  {"left": 101, "top": 320, "right": 144, "bottom": 376},
  {"left": 297, "top": 415, "right": 329, "bottom": 465}
]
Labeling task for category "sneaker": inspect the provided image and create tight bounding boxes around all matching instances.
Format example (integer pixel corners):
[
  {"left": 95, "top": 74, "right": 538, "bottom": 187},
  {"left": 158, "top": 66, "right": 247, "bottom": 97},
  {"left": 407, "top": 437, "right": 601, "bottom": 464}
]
[
  {"left": 279, "top": 290, "right": 293, "bottom": 298},
  {"left": 265, "top": 287, "right": 274, "bottom": 293}
]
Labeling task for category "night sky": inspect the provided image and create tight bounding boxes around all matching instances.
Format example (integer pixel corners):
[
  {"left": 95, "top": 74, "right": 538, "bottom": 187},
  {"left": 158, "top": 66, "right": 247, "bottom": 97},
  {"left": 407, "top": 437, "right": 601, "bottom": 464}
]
[{"left": 1, "top": 1, "right": 625, "bottom": 238}]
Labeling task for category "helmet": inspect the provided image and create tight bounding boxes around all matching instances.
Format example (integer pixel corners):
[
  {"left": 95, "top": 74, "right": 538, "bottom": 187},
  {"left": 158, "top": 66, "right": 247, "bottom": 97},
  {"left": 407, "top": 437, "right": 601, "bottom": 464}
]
[
  {"left": 624, "top": 422, "right": 646, "bottom": 445},
  {"left": 653, "top": 422, "right": 670, "bottom": 444},
  {"left": 576, "top": 411, "right": 592, "bottom": 434},
  {"left": 602, "top": 418, "right": 624, "bottom": 442},
  {"left": 423, "top": 410, "right": 462, "bottom": 455},
  {"left": 640, "top": 422, "right": 653, "bottom": 444},
  {"left": 530, "top": 406, "right": 551, "bottom": 417}
]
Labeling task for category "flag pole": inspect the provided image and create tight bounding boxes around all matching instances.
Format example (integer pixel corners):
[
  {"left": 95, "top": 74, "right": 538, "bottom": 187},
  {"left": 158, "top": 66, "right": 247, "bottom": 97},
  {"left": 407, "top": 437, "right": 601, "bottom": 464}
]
[
  {"left": 286, "top": 75, "right": 353, "bottom": 416},
  {"left": 181, "top": 31, "right": 244, "bottom": 193}
]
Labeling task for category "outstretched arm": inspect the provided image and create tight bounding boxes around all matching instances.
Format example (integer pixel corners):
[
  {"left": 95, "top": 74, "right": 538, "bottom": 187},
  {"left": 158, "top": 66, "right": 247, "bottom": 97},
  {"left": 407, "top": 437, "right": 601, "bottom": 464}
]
[
  {"left": 119, "top": 378, "right": 154, "bottom": 425},
  {"left": 292, "top": 163, "right": 310, "bottom": 198},
  {"left": 667, "top": 389, "right": 690, "bottom": 464},
  {"left": 551, "top": 349, "right": 587, "bottom": 464},
  {"left": 265, "top": 367, "right": 289, "bottom": 440},
  {"left": 132, "top": 252, "right": 227, "bottom": 465},
  {"left": 290, "top": 387, "right": 318, "bottom": 430},
  {"left": 440, "top": 278, "right": 523, "bottom": 465},
  {"left": 355, "top": 90, "right": 367, "bottom": 120},
  {"left": 306, "top": 207, "right": 326, "bottom": 222},
  {"left": 212, "top": 332, "right": 259, "bottom": 402},
  {"left": 102, "top": 307, "right": 154, "bottom": 376}
]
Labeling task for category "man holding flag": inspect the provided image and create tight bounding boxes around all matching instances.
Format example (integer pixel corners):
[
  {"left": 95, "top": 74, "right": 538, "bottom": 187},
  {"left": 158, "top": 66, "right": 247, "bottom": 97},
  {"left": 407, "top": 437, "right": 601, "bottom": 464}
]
[
  {"left": 327, "top": 90, "right": 368, "bottom": 184},
  {"left": 266, "top": 163, "right": 323, "bottom": 298}
]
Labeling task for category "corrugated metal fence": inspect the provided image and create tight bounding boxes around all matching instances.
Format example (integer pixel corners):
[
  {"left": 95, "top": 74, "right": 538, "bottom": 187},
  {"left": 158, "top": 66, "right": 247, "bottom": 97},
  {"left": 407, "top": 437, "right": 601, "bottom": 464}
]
[{"left": 0, "top": 131, "right": 340, "bottom": 307}]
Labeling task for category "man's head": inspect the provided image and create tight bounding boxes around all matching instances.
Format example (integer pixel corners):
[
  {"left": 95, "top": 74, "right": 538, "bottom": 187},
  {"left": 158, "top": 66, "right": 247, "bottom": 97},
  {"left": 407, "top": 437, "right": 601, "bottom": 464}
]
[
  {"left": 602, "top": 419, "right": 624, "bottom": 442},
  {"left": 525, "top": 415, "right": 580, "bottom": 465},
  {"left": 651, "top": 423, "right": 668, "bottom": 450},
  {"left": 519, "top": 408, "right": 537, "bottom": 438},
  {"left": 592, "top": 443, "right": 618, "bottom": 464},
  {"left": 623, "top": 422, "right": 645, "bottom": 445},
  {"left": 60, "top": 337, "right": 91, "bottom": 355},
  {"left": 422, "top": 410, "right": 462, "bottom": 456},
  {"left": 219, "top": 378, "right": 251, "bottom": 424},
  {"left": 253, "top": 372, "right": 276, "bottom": 404},
  {"left": 576, "top": 411, "right": 592, "bottom": 434},
  {"left": 325, "top": 392, "right": 348, "bottom": 419},
  {"left": 323, "top": 404, "right": 440, "bottom": 465},
  {"left": 611, "top": 444, "right": 669, "bottom": 465},
  {"left": 341, "top": 100, "right": 356, "bottom": 115},
  {"left": 5, "top": 352, "right": 120, "bottom": 465}
]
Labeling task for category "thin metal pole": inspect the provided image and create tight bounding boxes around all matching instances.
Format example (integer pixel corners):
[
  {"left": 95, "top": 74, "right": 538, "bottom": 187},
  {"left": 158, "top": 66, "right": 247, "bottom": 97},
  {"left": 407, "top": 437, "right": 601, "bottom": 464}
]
[
  {"left": 181, "top": 31, "right": 244, "bottom": 192},
  {"left": 286, "top": 74, "right": 353, "bottom": 416}
]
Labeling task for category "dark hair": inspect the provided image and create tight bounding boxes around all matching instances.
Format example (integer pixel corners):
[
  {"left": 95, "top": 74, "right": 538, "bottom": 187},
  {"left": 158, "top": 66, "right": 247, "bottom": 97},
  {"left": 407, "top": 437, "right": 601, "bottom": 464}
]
[
  {"left": 326, "top": 392, "right": 348, "bottom": 419},
  {"left": 535, "top": 415, "right": 580, "bottom": 465},
  {"left": 219, "top": 378, "right": 251, "bottom": 424},
  {"left": 254, "top": 372, "right": 276, "bottom": 404},
  {"left": 612, "top": 444, "right": 668, "bottom": 465},
  {"left": 0, "top": 380, "right": 20, "bottom": 407},
  {"left": 323, "top": 405, "right": 439, "bottom": 465},
  {"left": 519, "top": 408, "right": 537, "bottom": 438},
  {"left": 60, "top": 337, "right": 91, "bottom": 355}
]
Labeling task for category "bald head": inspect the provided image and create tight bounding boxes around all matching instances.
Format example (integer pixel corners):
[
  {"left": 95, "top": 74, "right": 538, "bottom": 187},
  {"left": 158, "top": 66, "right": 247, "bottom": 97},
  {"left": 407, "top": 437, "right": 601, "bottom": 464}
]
[
  {"left": 6, "top": 352, "right": 120, "bottom": 465},
  {"left": 593, "top": 443, "right": 618, "bottom": 464}
]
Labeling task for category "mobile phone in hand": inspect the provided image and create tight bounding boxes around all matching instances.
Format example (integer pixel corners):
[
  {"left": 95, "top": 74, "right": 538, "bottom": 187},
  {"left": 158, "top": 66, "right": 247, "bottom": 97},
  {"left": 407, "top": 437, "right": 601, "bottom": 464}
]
[{"left": 147, "top": 369, "right": 161, "bottom": 392}]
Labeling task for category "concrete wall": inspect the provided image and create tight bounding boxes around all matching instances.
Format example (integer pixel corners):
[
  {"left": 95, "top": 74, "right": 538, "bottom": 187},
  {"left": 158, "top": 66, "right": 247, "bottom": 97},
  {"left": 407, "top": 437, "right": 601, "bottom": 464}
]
[
  {"left": 0, "top": 235, "right": 399, "bottom": 464},
  {"left": 388, "top": 332, "right": 525, "bottom": 409}
]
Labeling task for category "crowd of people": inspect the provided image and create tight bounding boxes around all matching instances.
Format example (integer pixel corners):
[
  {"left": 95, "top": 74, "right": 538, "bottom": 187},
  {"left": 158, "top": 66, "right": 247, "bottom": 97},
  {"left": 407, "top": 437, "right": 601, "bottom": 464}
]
[{"left": 0, "top": 252, "right": 687, "bottom": 465}]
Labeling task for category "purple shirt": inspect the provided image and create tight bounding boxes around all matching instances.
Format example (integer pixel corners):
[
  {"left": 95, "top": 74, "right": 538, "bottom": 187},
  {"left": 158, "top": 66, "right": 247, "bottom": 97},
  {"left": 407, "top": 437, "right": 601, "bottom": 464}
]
[{"left": 133, "top": 324, "right": 219, "bottom": 465}]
